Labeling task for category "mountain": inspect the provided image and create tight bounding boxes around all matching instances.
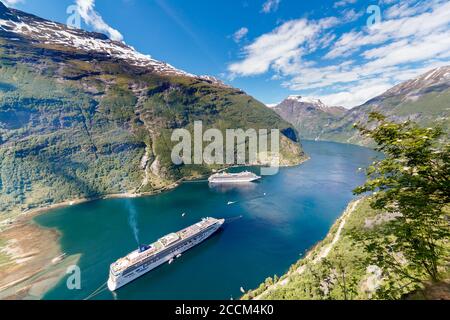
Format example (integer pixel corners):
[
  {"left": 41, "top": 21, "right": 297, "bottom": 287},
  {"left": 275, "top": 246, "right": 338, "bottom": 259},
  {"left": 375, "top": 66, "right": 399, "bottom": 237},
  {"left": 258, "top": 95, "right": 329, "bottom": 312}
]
[
  {"left": 273, "top": 95, "right": 346, "bottom": 140},
  {"left": 295, "top": 67, "right": 449, "bottom": 146},
  {"left": 320, "top": 66, "right": 450, "bottom": 146},
  {"left": 0, "top": 2, "right": 305, "bottom": 219},
  {"left": 274, "top": 67, "right": 450, "bottom": 146}
]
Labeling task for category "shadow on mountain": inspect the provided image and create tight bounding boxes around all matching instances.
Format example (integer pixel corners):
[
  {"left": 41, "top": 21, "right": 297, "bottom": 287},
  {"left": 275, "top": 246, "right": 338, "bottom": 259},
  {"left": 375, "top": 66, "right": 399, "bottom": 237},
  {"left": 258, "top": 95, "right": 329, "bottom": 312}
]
[{"left": 36, "top": 154, "right": 103, "bottom": 200}]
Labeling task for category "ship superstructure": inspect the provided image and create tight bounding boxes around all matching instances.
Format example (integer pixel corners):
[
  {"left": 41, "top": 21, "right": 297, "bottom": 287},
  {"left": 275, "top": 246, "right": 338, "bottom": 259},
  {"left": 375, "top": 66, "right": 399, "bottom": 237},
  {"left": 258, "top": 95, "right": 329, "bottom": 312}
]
[
  {"left": 107, "top": 217, "right": 224, "bottom": 291},
  {"left": 208, "top": 171, "right": 261, "bottom": 184}
]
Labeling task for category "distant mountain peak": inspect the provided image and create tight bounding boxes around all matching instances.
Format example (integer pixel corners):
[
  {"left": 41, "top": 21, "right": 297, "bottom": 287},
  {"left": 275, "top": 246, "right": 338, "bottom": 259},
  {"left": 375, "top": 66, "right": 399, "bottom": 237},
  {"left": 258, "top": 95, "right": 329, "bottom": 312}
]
[
  {"left": 272, "top": 95, "right": 347, "bottom": 140},
  {"left": 417, "top": 66, "right": 450, "bottom": 83},
  {"left": 370, "top": 65, "right": 450, "bottom": 104},
  {"left": 280, "top": 95, "right": 345, "bottom": 115},
  {"left": 286, "top": 95, "right": 326, "bottom": 107},
  {"left": 0, "top": 1, "right": 17, "bottom": 21}
]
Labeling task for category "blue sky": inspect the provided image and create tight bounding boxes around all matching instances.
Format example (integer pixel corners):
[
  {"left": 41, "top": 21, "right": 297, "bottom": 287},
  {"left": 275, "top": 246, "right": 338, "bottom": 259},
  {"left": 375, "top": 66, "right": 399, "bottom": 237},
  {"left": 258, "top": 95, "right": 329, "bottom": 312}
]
[{"left": 3, "top": 0, "right": 450, "bottom": 108}]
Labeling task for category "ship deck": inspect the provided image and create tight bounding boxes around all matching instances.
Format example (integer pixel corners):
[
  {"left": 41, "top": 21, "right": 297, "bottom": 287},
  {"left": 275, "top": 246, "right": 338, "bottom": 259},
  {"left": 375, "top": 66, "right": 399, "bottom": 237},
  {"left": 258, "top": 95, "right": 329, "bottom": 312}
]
[{"left": 110, "top": 218, "right": 220, "bottom": 274}]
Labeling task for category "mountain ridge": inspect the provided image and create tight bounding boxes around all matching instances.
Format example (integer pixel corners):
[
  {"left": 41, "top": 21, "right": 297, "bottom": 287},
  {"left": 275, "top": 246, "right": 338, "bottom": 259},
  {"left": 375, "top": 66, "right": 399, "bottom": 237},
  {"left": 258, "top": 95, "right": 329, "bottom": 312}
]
[
  {"left": 273, "top": 95, "right": 346, "bottom": 140},
  {"left": 0, "top": 1, "right": 226, "bottom": 86},
  {"left": 0, "top": 3, "right": 306, "bottom": 220},
  {"left": 274, "top": 66, "right": 450, "bottom": 145}
]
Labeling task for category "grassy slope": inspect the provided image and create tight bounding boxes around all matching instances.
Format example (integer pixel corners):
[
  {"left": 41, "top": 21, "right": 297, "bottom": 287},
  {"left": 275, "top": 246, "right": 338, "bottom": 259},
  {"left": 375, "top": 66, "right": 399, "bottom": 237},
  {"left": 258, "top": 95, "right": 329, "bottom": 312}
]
[{"left": 243, "top": 198, "right": 449, "bottom": 300}]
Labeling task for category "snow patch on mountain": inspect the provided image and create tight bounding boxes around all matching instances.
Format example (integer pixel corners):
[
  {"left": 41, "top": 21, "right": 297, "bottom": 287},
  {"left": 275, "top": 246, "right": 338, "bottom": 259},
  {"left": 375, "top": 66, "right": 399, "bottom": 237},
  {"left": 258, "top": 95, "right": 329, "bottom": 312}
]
[
  {"left": 380, "top": 66, "right": 450, "bottom": 100},
  {"left": 0, "top": 6, "right": 226, "bottom": 86},
  {"left": 285, "top": 95, "right": 340, "bottom": 113}
]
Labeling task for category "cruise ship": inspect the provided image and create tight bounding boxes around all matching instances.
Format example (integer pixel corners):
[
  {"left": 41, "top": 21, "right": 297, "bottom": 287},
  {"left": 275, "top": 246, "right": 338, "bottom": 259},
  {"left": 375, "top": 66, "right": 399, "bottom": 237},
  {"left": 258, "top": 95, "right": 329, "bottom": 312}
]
[
  {"left": 107, "top": 217, "right": 225, "bottom": 291},
  {"left": 208, "top": 171, "right": 261, "bottom": 184}
]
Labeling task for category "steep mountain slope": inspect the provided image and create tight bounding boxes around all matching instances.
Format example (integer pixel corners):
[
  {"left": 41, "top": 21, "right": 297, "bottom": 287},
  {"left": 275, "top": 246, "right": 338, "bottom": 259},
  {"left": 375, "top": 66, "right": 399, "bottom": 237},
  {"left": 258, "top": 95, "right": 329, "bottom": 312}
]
[
  {"left": 0, "top": 3, "right": 305, "bottom": 220},
  {"left": 318, "top": 66, "right": 450, "bottom": 146},
  {"left": 273, "top": 96, "right": 346, "bottom": 140}
]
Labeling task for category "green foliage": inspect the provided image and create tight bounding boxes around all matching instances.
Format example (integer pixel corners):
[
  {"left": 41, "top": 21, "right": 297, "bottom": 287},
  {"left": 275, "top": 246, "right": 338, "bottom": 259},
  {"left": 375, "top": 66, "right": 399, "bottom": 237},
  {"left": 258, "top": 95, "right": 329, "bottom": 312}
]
[
  {"left": 245, "top": 113, "right": 449, "bottom": 301},
  {"left": 353, "top": 112, "right": 450, "bottom": 293},
  {"left": 0, "top": 38, "right": 304, "bottom": 220},
  {"left": 0, "top": 61, "right": 146, "bottom": 216},
  {"left": 100, "top": 86, "right": 137, "bottom": 122},
  {"left": 243, "top": 199, "right": 377, "bottom": 300}
]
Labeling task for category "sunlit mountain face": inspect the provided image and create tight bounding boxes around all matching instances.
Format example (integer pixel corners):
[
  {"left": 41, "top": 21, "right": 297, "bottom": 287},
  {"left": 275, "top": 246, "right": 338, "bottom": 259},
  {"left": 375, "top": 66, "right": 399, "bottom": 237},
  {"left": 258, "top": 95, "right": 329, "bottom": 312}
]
[{"left": 0, "top": 2, "right": 305, "bottom": 218}]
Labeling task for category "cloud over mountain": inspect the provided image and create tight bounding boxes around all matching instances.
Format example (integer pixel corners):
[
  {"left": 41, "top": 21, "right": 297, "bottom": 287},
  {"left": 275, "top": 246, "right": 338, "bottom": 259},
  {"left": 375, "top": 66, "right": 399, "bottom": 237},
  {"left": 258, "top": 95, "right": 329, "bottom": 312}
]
[
  {"left": 229, "top": 0, "right": 450, "bottom": 108},
  {"left": 76, "top": 0, "right": 123, "bottom": 41}
]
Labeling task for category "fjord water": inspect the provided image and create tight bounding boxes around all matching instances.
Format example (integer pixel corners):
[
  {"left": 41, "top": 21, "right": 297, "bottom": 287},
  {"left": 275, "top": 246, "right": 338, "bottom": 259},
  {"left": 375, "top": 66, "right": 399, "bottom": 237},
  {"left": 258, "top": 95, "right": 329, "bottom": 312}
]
[{"left": 36, "top": 141, "right": 378, "bottom": 300}]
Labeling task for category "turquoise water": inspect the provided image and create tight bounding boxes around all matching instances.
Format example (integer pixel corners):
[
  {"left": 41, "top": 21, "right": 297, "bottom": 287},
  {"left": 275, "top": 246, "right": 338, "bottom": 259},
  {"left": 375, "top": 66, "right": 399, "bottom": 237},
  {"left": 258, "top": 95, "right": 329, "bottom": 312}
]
[{"left": 36, "top": 140, "right": 378, "bottom": 300}]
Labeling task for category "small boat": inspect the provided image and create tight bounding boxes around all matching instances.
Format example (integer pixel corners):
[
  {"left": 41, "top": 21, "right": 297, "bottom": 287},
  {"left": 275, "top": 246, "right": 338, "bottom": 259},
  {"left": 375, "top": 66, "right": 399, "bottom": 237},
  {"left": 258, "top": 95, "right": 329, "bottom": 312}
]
[
  {"left": 182, "top": 213, "right": 186, "bottom": 217},
  {"left": 227, "top": 201, "right": 236, "bottom": 205},
  {"left": 263, "top": 193, "right": 266, "bottom": 196},
  {"left": 169, "top": 258, "right": 174, "bottom": 264},
  {"left": 51, "top": 253, "right": 67, "bottom": 264},
  {"left": 240, "top": 287, "right": 246, "bottom": 294},
  {"left": 176, "top": 254, "right": 182, "bottom": 258}
]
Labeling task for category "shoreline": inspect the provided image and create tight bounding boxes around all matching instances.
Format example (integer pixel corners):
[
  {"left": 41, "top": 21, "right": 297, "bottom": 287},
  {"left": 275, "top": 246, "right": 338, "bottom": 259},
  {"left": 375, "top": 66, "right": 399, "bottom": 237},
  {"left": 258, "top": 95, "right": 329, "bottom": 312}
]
[
  {"left": 0, "top": 180, "right": 183, "bottom": 300},
  {"left": 0, "top": 158, "right": 310, "bottom": 300},
  {"left": 1, "top": 154, "right": 310, "bottom": 230},
  {"left": 0, "top": 216, "right": 81, "bottom": 300},
  {"left": 247, "top": 198, "right": 362, "bottom": 300}
]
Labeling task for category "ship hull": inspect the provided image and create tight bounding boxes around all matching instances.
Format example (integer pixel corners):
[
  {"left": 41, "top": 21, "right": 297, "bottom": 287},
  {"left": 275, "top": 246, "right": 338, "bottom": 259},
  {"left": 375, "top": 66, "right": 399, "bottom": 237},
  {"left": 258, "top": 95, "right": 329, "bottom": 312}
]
[{"left": 108, "top": 221, "right": 223, "bottom": 291}]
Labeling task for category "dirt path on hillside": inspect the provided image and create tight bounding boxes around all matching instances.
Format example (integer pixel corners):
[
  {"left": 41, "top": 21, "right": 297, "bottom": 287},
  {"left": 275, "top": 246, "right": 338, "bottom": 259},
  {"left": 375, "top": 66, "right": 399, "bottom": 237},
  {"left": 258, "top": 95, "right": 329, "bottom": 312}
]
[{"left": 253, "top": 199, "right": 361, "bottom": 300}]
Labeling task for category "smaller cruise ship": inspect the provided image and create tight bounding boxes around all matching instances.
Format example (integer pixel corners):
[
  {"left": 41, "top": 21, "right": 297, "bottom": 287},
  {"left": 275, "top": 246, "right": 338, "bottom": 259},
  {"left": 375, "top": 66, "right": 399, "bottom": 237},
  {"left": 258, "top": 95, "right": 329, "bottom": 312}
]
[{"left": 208, "top": 171, "right": 261, "bottom": 184}]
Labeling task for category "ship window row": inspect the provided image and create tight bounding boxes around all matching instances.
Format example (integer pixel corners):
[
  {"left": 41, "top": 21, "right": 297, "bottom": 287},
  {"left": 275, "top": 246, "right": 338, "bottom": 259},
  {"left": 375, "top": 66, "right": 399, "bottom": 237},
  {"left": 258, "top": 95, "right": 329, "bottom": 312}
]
[
  {"left": 120, "top": 227, "right": 214, "bottom": 276},
  {"left": 122, "top": 237, "right": 202, "bottom": 275}
]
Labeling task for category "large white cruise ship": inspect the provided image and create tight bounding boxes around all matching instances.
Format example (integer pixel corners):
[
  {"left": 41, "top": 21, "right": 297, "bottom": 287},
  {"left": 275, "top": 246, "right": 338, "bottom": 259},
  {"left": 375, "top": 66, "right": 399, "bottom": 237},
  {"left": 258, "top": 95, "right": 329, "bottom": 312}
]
[
  {"left": 107, "top": 217, "right": 225, "bottom": 291},
  {"left": 208, "top": 171, "right": 261, "bottom": 184}
]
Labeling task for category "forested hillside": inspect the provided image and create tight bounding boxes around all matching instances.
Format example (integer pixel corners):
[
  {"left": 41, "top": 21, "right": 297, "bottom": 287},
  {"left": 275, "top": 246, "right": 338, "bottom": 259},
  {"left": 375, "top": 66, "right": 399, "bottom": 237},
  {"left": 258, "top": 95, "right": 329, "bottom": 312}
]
[{"left": 0, "top": 3, "right": 305, "bottom": 221}]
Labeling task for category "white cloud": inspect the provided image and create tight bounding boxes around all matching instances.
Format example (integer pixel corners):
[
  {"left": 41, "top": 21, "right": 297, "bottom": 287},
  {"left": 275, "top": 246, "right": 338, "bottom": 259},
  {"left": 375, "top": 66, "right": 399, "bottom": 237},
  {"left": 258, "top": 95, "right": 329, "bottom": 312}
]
[
  {"left": 318, "top": 80, "right": 392, "bottom": 107},
  {"left": 325, "top": 0, "right": 450, "bottom": 59},
  {"left": 75, "top": 0, "right": 123, "bottom": 41},
  {"left": 228, "top": 17, "right": 337, "bottom": 77},
  {"left": 341, "top": 9, "right": 364, "bottom": 22},
  {"left": 384, "top": 0, "right": 434, "bottom": 19},
  {"left": 333, "top": 0, "right": 357, "bottom": 9},
  {"left": 229, "top": 0, "right": 450, "bottom": 108},
  {"left": 317, "top": 60, "right": 450, "bottom": 107},
  {"left": 261, "top": 0, "right": 281, "bottom": 14},
  {"left": 2, "top": 0, "right": 24, "bottom": 7},
  {"left": 232, "top": 27, "right": 248, "bottom": 43}
]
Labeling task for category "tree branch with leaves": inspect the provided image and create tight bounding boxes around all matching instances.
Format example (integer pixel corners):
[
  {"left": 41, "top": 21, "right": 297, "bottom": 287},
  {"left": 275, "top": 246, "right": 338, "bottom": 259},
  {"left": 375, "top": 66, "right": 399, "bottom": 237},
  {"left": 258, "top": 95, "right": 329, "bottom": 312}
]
[{"left": 353, "top": 112, "right": 449, "bottom": 295}]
